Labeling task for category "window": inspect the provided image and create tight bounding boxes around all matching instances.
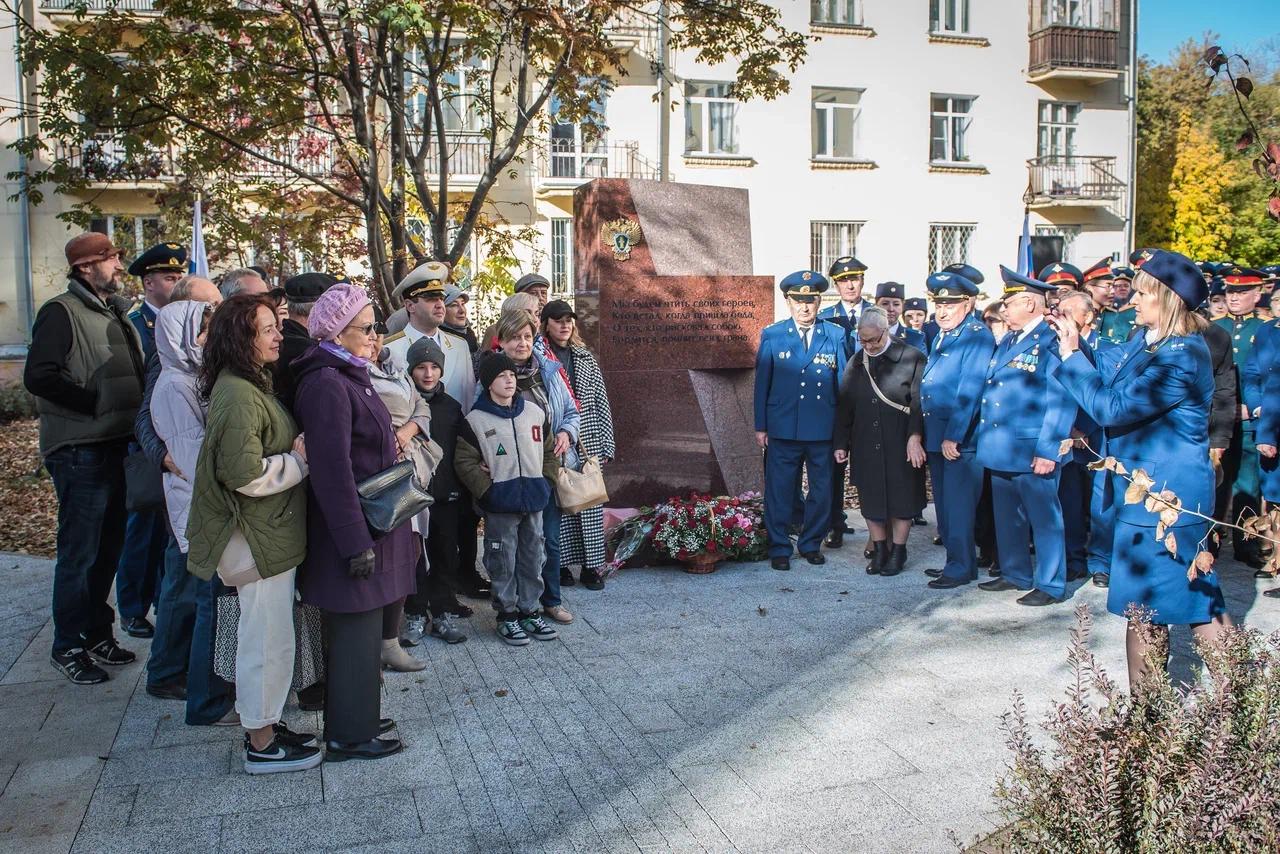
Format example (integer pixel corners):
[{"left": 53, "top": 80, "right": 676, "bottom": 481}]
[
  {"left": 1039, "top": 0, "right": 1115, "bottom": 29},
  {"left": 811, "top": 0, "right": 862, "bottom": 25},
  {"left": 550, "top": 218, "right": 573, "bottom": 295},
  {"left": 810, "top": 221, "right": 863, "bottom": 272},
  {"left": 812, "top": 88, "right": 863, "bottom": 160},
  {"left": 1038, "top": 102, "right": 1079, "bottom": 158},
  {"left": 550, "top": 93, "right": 608, "bottom": 178},
  {"left": 406, "top": 52, "right": 487, "bottom": 133},
  {"left": 928, "top": 223, "right": 975, "bottom": 271},
  {"left": 90, "top": 214, "right": 164, "bottom": 262},
  {"left": 930, "top": 0, "right": 970, "bottom": 34},
  {"left": 930, "top": 95, "right": 973, "bottom": 163},
  {"left": 684, "top": 81, "right": 740, "bottom": 156},
  {"left": 1034, "top": 224, "right": 1081, "bottom": 264}
]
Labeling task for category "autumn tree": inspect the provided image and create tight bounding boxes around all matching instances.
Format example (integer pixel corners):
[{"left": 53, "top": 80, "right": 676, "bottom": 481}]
[
  {"left": 7, "top": 0, "right": 808, "bottom": 308},
  {"left": 1168, "top": 112, "right": 1235, "bottom": 259}
]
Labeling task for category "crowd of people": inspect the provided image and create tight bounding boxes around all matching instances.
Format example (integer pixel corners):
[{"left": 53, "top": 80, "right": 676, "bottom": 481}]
[
  {"left": 23, "top": 233, "right": 615, "bottom": 774},
  {"left": 755, "top": 250, "right": 1280, "bottom": 685}
]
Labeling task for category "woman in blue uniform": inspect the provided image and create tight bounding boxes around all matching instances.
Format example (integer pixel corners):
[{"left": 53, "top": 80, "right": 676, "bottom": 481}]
[
  {"left": 1051, "top": 249, "right": 1230, "bottom": 685},
  {"left": 1245, "top": 315, "right": 1280, "bottom": 598}
]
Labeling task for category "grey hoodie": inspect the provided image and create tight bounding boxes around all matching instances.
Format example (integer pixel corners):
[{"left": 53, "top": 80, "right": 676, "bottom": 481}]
[{"left": 150, "top": 301, "right": 212, "bottom": 552}]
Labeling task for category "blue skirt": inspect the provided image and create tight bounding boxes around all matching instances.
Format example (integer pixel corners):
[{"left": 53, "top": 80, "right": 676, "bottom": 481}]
[{"left": 1108, "top": 518, "right": 1226, "bottom": 625}]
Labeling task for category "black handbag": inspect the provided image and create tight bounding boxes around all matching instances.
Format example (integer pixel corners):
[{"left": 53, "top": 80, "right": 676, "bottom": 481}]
[
  {"left": 356, "top": 459, "right": 433, "bottom": 533},
  {"left": 123, "top": 449, "right": 165, "bottom": 513}
]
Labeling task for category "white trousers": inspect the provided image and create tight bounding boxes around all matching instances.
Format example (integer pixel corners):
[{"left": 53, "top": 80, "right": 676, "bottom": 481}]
[{"left": 234, "top": 568, "right": 296, "bottom": 730}]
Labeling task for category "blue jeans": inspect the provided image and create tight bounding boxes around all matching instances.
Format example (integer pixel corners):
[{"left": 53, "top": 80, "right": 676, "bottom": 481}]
[
  {"left": 115, "top": 505, "right": 167, "bottom": 620},
  {"left": 45, "top": 441, "right": 129, "bottom": 652},
  {"left": 539, "top": 494, "right": 563, "bottom": 609},
  {"left": 147, "top": 538, "right": 198, "bottom": 687},
  {"left": 185, "top": 574, "right": 234, "bottom": 725}
]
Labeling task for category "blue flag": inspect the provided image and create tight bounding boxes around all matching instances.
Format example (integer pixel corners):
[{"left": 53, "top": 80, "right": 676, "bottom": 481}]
[
  {"left": 190, "top": 197, "right": 209, "bottom": 277},
  {"left": 1016, "top": 210, "right": 1032, "bottom": 277}
]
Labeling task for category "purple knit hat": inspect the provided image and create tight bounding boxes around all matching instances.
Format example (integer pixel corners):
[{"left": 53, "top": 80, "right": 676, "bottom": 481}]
[{"left": 308, "top": 282, "right": 371, "bottom": 340}]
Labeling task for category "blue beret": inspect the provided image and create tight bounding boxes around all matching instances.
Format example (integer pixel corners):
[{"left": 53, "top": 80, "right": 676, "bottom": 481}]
[
  {"left": 127, "top": 242, "right": 187, "bottom": 277},
  {"left": 999, "top": 265, "right": 1056, "bottom": 298},
  {"left": 779, "top": 270, "right": 828, "bottom": 300},
  {"left": 904, "top": 297, "right": 928, "bottom": 313},
  {"left": 927, "top": 271, "right": 978, "bottom": 301},
  {"left": 874, "top": 281, "right": 904, "bottom": 301},
  {"left": 942, "top": 263, "right": 984, "bottom": 285},
  {"left": 1142, "top": 249, "right": 1207, "bottom": 309},
  {"left": 1038, "top": 261, "right": 1083, "bottom": 288},
  {"left": 828, "top": 256, "right": 867, "bottom": 280}
]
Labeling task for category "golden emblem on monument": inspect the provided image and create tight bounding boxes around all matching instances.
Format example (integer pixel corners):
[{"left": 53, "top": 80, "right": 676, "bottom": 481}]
[{"left": 600, "top": 218, "right": 643, "bottom": 261}]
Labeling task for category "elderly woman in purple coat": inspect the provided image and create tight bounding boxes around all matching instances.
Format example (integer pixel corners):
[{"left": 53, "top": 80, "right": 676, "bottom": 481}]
[{"left": 291, "top": 283, "right": 416, "bottom": 763}]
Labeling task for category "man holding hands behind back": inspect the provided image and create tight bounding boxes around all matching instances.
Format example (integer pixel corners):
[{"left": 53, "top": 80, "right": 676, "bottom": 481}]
[{"left": 756, "top": 271, "right": 848, "bottom": 572}]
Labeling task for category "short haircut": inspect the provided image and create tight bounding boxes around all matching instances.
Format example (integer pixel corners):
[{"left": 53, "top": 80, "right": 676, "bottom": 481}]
[
  {"left": 170, "top": 275, "right": 210, "bottom": 302},
  {"left": 495, "top": 308, "right": 538, "bottom": 342},
  {"left": 287, "top": 299, "right": 315, "bottom": 318},
  {"left": 501, "top": 292, "right": 539, "bottom": 314},
  {"left": 218, "top": 268, "right": 264, "bottom": 300},
  {"left": 982, "top": 301, "right": 1004, "bottom": 322},
  {"left": 1056, "top": 289, "right": 1093, "bottom": 316},
  {"left": 857, "top": 306, "right": 890, "bottom": 333}
]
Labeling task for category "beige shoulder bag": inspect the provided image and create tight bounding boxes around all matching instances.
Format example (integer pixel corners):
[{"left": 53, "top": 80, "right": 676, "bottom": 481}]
[{"left": 861, "top": 352, "right": 911, "bottom": 415}]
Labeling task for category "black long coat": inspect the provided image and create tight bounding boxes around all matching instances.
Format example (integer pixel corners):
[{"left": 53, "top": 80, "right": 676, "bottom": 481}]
[{"left": 835, "top": 339, "right": 927, "bottom": 521}]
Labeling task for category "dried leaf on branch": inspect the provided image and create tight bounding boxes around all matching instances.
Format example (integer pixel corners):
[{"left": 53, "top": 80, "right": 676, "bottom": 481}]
[
  {"left": 1188, "top": 550, "right": 1215, "bottom": 581},
  {"left": 1124, "top": 469, "right": 1155, "bottom": 505}
]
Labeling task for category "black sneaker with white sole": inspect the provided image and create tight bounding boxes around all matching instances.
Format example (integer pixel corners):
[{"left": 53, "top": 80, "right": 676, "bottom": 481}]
[
  {"left": 244, "top": 735, "right": 323, "bottom": 775},
  {"left": 51, "top": 648, "right": 109, "bottom": 685},
  {"left": 273, "top": 722, "right": 320, "bottom": 749},
  {"left": 497, "top": 618, "right": 530, "bottom": 646},
  {"left": 85, "top": 637, "right": 136, "bottom": 666},
  {"left": 518, "top": 614, "right": 559, "bottom": 641}
]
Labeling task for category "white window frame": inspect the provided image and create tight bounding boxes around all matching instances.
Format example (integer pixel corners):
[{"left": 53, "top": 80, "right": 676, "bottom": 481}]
[
  {"left": 90, "top": 214, "right": 163, "bottom": 258},
  {"left": 812, "top": 87, "right": 863, "bottom": 161},
  {"left": 550, "top": 218, "right": 574, "bottom": 295},
  {"left": 1034, "top": 224, "right": 1082, "bottom": 264},
  {"left": 928, "top": 223, "right": 975, "bottom": 272},
  {"left": 1037, "top": 101, "right": 1079, "bottom": 158},
  {"left": 684, "top": 81, "right": 740, "bottom": 156},
  {"left": 810, "top": 221, "right": 864, "bottom": 273},
  {"left": 406, "top": 50, "right": 488, "bottom": 133},
  {"left": 811, "top": 0, "right": 862, "bottom": 26},
  {"left": 1041, "top": 0, "right": 1115, "bottom": 29},
  {"left": 930, "top": 0, "right": 970, "bottom": 34},
  {"left": 930, "top": 95, "right": 974, "bottom": 164}
]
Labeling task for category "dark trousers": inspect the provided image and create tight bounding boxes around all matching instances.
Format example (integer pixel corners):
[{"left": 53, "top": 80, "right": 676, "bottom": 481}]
[
  {"left": 975, "top": 470, "right": 997, "bottom": 561},
  {"left": 147, "top": 536, "right": 197, "bottom": 687},
  {"left": 928, "top": 450, "right": 984, "bottom": 581},
  {"left": 1059, "top": 460, "right": 1092, "bottom": 574},
  {"left": 990, "top": 468, "right": 1066, "bottom": 599},
  {"left": 457, "top": 499, "right": 482, "bottom": 583},
  {"left": 539, "top": 494, "right": 563, "bottom": 609},
  {"left": 45, "top": 441, "right": 129, "bottom": 653},
  {"left": 323, "top": 608, "right": 382, "bottom": 744},
  {"left": 185, "top": 574, "right": 234, "bottom": 725},
  {"left": 425, "top": 502, "right": 463, "bottom": 616},
  {"left": 765, "top": 439, "right": 833, "bottom": 558},
  {"left": 829, "top": 458, "right": 851, "bottom": 535},
  {"left": 1216, "top": 424, "right": 1262, "bottom": 557},
  {"left": 1087, "top": 469, "right": 1117, "bottom": 580},
  {"left": 116, "top": 506, "right": 167, "bottom": 620}
]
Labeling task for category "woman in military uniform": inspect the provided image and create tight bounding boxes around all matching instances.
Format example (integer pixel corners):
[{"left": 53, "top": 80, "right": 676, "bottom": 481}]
[{"left": 1052, "top": 249, "right": 1230, "bottom": 686}]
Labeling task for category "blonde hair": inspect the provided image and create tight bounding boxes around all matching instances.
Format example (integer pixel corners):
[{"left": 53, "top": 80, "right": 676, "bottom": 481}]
[
  {"left": 495, "top": 308, "right": 538, "bottom": 342},
  {"left": 540, "top": 315, "right": 586, "bottom": 348},
  {"left": 501, "top": 292, "right": 539, "bottom": 314},
  {"left": 1134, "top": 269, "right": 1208, "bottom": 340}
]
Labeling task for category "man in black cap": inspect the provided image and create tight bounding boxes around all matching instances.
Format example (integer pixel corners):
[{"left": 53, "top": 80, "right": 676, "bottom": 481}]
[
  {"left": 514, "top": 273, "right": 551, "bottom": 312},
  {"left": 127, "top": 243, "right": 188, "bottom": 361},
  {"left": 276, "top": 272, "right": 341, "bottom": 407}
]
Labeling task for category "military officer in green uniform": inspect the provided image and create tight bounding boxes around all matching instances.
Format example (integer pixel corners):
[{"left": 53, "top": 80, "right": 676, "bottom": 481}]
[
  {"left": 1100, "top": 250, "right": 1148, "bottom": 344},
  {"left": 1214, "top": 266, "right": 1269, "bottom": 567}
]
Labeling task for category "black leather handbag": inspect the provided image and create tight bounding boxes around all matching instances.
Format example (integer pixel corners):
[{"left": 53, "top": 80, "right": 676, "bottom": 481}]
[
  {"left": 123, "top": 449, "right": 165, "bottom": 514},
  {"left": 356, "top": 459, "right": 433, "bottom": 533}
]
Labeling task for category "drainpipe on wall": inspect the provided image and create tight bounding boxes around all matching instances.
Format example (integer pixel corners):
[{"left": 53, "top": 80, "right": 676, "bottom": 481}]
[
  {"left": 11, "top": 0, "right": 35, "bottom": 349},
  {"left": 1124, "top": 0, "right": 1139, "bottom": 254}
]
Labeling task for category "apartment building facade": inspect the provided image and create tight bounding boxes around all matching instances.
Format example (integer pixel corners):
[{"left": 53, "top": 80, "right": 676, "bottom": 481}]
[{"left": 1, "top": 0, "right": 1136, "bottom": 349}]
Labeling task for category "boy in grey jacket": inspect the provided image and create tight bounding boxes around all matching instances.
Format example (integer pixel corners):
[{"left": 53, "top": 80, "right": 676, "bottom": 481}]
[{"left": 455, "top": 353, "right": 562, "bottom": 646}]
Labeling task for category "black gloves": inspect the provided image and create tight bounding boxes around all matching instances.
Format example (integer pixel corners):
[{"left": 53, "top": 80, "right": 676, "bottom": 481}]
[{"left": 348, "top": 548, "right": 375, "bottom": 579}]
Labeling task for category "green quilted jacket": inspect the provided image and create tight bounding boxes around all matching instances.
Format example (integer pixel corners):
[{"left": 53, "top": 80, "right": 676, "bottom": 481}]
[{"left": 186, "top": 370, "right": 307, "bottom": 581}]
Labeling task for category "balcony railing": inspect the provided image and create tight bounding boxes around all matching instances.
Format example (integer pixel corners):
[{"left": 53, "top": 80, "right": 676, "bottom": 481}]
[
  {"left": 54, "top": 135, "right": 338, "bottom": 183},
  {"left": 535, "top": 139, "right": 660, "bottom": 183},
  {"left": 41, "top": 0, "right": 157, "bottom": 11},
  {"left": 1028, "top": 25, "right": 1120, "bottom": 75},
  {"left": 1025, "top": 155, "right": 1123, "bottom": 206}
]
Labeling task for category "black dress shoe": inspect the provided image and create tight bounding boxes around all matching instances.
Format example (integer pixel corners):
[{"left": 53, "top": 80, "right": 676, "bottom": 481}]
[
  {"left": 786, "top": 524, "right": 802, "bottom": 538},
  {"left": 379, "top": 718, "right": 395, "bottom": 735},
  {"left": 824, "top": 531, "right": 844, "bottom": 549},
  {"left": 770, "top": 557, "right": 791, "bottom": 571},
  {"left": 931, "top": 535, "right": 942, "bottom": 546},
  {"left": 1017, "top": 589, "right": 1063, "bottom": 607},
  {"left": 580, "top": 569, "right": 606, "bottom": 591},
  {"left": 978, "top": 578, "right": 1026, "bottom": 592},
  {"left": 297, "top": 682, "right": 325, "bottom": 712},
  {"left": 924, "top": 567, "right": 944, "bottom": 578},
  {"left": 976, "top": 552, "right": 994, "bottom": 569},
  {"left": 324, "top": 737, "right": 403, "bottom": 762},
  {"left": 988, "top": 564, "right": 1002, "bottom": 578},
  {"left": 145, "top": 679, "right": 187, "bottom": 701},
  {"left": 121, "top": 616, "right": 154, "bottom": 639},
  {"left": 913, "top": 516, "right": 928, "bottom": 526},
  {"left": 460, "top": 579, "right": 493, "bottom": 599},
  {"left": 1066, "top": 566, "right": 1089, "bottom": 582},
  {"left": 1092, "top": 573, "right": 1110, "bottom": 588},
  {"left": 1254, "top": 568, "right": 1273, "bottom": 579},
  {"left": 928, "top": 575, "right": 970, "bottom": 589},
  {"left": 560, "top": 567, "right": 577, "bottom": 587},
  {"left": 802, "top": 552, "right": 826, "bottom": 566},
  {"left": 1264, "top": 587, "right": 1280, "bottom": 598},
  {"left": 863, "top": 542, "right": 874, "bottom": 559}
]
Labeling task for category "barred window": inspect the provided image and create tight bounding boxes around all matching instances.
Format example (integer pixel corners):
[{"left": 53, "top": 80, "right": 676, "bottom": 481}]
[
  {"left": 550, "top": 218, "right": 573, "bottom": 295},
  {"left": 928, "top": 223, "right": 975, "bottom": 272},
  {"left": 810, "top": 221, "right": 863, "bottom": 273}
]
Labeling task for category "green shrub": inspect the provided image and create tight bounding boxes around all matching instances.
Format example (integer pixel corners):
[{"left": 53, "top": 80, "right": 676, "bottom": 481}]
[
  {"left": 0, "top": 384, "right": 37, "bottom": 424},
  {"left": 994, "top": 604, "right": 1280, "bottom": 852}
]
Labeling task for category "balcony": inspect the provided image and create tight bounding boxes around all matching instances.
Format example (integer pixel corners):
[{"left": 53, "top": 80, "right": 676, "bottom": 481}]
[
  {"left": 533, "top": 139, "right": 660, "bottom": 195},
  {"left": 1024, "top": 155, "right": 1124, "bottom": 209},
  {"left": 1028, "top": 25, "right": 1122, "bottom": 83},
  {"left": 53, "top": 135, "right": 339, "bottom": 187},
  {"left": 41, "top": 0, "right": 157, "bottom": 10}
]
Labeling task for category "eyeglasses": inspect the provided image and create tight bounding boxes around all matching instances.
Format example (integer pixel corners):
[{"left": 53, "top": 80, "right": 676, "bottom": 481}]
[{"left": 344, "top": 322, "right": 385, "bottom": 338}]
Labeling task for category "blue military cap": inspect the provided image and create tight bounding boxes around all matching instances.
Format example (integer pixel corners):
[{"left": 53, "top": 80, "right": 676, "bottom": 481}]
[
  {"left": 1208, "top": 276, "right": 1226, "bottom": 298},
  {"left": 874, "top": 281, "right": 905, "bottom": 300},
  {"left": 998, "top": 265, "right": 1056, "bottom": 298},
  {"left": 904, "top": 297, "right": 928, "bottom": 313},
  {"left": 1129, "top": 248, "right": 1157, "bottom": 269},
  {"left": 1142, "top": 249, "right": 1207, "bottom": 309},
  {"left": 926, "top": 271, "right": 978, "bottom": 302},
  {"left": 1038, "top": 261, "right": 1083, "bottom": 289},
  {"left": 828, "top": 256, "right": 867, "bottom": 281},
  {"left": 942, "top": 263, "right": 984, "bottom": 285},
  {"left": 1111, "top": 266, "right": 1135, "bottom": 281},
  {"left": 779, "top": 269, "right": 828, "bottom": 302},
  {"left": 1259, "top": 264, "right": 1280, "bottom": 283},
  {"left": 127, "top": 242, "right": 187, "bottom": 277},
  {"left": 1221, "top": 265, "right": 1266, "bottom": 291}
]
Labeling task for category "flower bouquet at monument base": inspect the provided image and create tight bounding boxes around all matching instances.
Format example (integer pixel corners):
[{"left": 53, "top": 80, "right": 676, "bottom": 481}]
[{"left": 605, "top": 491, "right": 768, "bottom": 574}]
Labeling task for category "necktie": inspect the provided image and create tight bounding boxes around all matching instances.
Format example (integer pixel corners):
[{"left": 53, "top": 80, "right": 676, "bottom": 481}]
[{"left": 801, "top": 327, "right": 811, "bottom": 351}]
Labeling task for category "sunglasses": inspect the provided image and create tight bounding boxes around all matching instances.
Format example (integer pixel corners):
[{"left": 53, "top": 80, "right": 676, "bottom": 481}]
[{"left": 345, "top": 321, "right": 388, "bottom": 337}]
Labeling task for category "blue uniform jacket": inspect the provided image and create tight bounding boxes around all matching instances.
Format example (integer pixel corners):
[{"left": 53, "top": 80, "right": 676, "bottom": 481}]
[
  {"left": 1056, "top": 333, "right": 1214, "bottom": 526},
  {"left": 974, "top": 319, "right": 1077, "bottom": 472},
  {"left": 920, "top": 315, "right": 995, "bottom": 453},
  {"left": 922, "top": 319, "right": 940, "bottom": 354},
  {"left": 754, "top": 319, "right": 848, "bottom": 441},
  {"left": 818, "top": 299, "right": 872, "bottom": 354},
  {"left": 893, "top": 324, "right": 927, "bottom": 353},
  {"left": 128, "top": 302, "right": 158, "bottom": 362},
  {"left": 1069, "top": 330, "right": 1114, "bottom": 463},
  {"left": 1244, "top": 321, "right": 1280, "bottom": 500}
]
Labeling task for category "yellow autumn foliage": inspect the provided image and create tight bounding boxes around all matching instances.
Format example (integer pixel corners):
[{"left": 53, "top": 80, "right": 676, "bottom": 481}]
[{"left": 1168, "top": 112, "right": 1235, "bottom": 259}]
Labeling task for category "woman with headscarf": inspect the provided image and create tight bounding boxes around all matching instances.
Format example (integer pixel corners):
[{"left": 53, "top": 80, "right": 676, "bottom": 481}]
[{"left": 290, "top": 283, "right": 415, "bottom": 761}]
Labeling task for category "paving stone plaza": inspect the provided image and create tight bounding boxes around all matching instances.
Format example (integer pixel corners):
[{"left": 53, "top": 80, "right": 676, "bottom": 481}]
[{"left": 2, "top": 514, "right": 1275, "bottom": 853}]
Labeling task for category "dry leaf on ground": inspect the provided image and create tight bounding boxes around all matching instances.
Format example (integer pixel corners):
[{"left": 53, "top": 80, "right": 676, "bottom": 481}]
[{"left": 0, "top": 419, "right": 56, "bottom": 557}]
